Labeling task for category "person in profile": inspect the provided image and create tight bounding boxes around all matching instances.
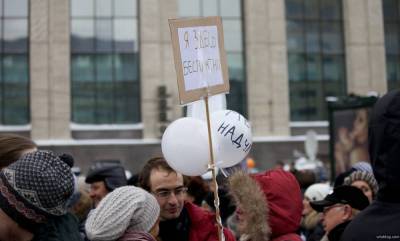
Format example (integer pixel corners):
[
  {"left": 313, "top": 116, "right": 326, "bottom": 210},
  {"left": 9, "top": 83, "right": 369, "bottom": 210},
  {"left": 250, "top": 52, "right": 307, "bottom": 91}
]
[{"left": 310, "top": 185, "right": 369, "bottom": 241}]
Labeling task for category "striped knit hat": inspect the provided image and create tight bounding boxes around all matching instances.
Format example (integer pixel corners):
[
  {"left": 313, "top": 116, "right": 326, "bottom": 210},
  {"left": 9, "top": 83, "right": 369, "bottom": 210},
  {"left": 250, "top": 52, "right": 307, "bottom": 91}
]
[
  {"left": 0, "top": 150, "right": 75, "bottom": 232},
  {"left": 85, "top": 186, "right": 160, "bottom": 241},
  {"left": 344, "top": 171, "right": 379, "bottom": 198}
]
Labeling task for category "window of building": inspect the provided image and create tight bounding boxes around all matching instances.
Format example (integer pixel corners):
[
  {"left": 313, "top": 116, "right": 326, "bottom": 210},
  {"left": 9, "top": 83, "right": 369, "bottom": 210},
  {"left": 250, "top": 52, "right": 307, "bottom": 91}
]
[
  {"left": 178, "top": 0, "right": 247, "bottom": 115},
  {"left": 0, "top": 0, "right": 29, "bottom": 125},
  {"left": 71, "top": 0, "right": 140, "bottom": 124},
  {"left": 285, "top": 0, "right": 346, "bottom": 121},
  {"left": 383, "top": 0, "right": 400, "bottom": 90}
]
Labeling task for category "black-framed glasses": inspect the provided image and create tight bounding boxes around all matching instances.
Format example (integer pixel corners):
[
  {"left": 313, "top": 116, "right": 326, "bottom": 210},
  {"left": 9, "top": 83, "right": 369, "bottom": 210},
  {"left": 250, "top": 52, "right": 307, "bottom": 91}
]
[{"left": 153, "top": 187, "right": 188, "bottom": 199}]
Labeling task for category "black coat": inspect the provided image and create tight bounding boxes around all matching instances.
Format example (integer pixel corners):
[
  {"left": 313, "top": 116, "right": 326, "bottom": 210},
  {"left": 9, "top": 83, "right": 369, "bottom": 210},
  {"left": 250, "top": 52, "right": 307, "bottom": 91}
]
[
  {"left": 341, "top": 90, "right": 400, "bottom": 241},
  {"left": 32, "top": 213, "right": 83, "bottom": 241},
  {"left": 340, "top": 201, "right": 400, "bottom": 241}
]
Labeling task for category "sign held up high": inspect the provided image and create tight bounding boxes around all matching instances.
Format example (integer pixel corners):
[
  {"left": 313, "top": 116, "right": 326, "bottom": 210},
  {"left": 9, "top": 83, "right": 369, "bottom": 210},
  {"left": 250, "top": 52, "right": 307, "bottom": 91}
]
[{"left": 169, "top": 16, "right": 229, "bottom": 105}]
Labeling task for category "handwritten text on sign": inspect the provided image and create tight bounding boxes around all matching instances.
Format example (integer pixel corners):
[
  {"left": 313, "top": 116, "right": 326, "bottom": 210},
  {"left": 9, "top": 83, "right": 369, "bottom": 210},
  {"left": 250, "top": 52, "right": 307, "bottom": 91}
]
[{"left": 178, "top": 26, "right": 223, "bottom": 91}]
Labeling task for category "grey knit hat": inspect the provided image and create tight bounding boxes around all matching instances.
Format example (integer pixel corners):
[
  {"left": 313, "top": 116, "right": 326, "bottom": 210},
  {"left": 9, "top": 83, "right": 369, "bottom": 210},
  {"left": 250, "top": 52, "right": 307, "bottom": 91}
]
[
  {"left": 344, "top": 171, "right": 379, "bottom": 198},
  {"left": 0, "top": 150, "right": 75, "bottom": 232},
  {"left": 85, "top": 186, "right": 160, "bottom": 241}
]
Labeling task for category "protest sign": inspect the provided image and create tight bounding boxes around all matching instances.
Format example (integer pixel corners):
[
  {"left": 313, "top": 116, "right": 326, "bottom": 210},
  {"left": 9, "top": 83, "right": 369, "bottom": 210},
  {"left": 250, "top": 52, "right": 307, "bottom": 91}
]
[{"left": 169, "top": 16, "right": 229, "bottom": 104}]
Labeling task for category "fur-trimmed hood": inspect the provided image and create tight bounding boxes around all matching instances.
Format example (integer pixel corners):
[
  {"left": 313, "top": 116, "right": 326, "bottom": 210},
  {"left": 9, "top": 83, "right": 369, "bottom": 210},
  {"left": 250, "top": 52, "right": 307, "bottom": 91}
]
[{"left": 229, "top": 169, "right": 302, "bottom": 241}]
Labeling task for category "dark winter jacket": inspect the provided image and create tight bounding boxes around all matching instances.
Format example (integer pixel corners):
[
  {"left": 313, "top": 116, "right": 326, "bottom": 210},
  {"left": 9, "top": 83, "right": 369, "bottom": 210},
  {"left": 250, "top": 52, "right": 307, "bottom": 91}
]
[
  {"left": 341, "top": 89, "right": 400, "bottom": 241},
  {"left": 229, "top": 170, "right": 303, "bottom": 241},
  {"left": 32, "top": 213, "right": 83, "bottom": 241},
  {"left": 328, "top": 221, "right": 350, "bottom": 241}
]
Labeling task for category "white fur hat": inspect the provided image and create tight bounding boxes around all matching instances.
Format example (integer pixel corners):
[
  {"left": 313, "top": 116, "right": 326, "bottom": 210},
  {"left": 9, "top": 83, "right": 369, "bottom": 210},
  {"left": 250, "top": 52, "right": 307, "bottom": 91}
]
[
  {"left": 304, "top": 183, "right": 331, "bottom": 202},
  {"left": 85, "top": 186, "right": 160, "bottom": 241}
]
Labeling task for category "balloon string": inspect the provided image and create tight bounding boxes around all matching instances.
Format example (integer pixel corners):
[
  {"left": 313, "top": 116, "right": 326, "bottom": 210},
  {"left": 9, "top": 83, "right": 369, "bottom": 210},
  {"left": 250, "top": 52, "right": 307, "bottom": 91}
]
[{"left": 204, "top": 96, "right": 224, "bottom": 241}]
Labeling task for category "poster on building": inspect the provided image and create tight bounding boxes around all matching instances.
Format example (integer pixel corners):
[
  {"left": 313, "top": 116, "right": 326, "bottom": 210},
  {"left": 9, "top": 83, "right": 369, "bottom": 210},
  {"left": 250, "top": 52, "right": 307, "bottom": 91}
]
[
  {"left": 328, "top": 96, "right": 377, "bottom": 180},
  {"left": 169, "top": 16, "right": 229, "bottom": 104}
]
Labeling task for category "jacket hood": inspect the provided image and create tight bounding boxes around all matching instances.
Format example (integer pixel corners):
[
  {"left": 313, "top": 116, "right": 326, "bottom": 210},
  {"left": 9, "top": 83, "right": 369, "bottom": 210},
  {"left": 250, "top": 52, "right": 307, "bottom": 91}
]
[
  {"left": 369, "top": 90, "right": 400, "bottom": 198},
  {"left": 229, "top": 169, "right": 302, "bottom": 240}
]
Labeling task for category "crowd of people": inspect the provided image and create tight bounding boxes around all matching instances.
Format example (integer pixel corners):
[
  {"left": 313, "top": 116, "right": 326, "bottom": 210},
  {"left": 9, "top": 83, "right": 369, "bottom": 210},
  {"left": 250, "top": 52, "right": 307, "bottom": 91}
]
[{"left": 0, "top": 89, "right": 399, "bottom": 241}]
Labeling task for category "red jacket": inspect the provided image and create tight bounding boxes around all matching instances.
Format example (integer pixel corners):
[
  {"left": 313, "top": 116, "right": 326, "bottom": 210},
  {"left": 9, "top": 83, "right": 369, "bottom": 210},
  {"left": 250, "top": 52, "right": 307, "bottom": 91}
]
[
  {"left": 229, "top": 170, "right": 303, "bottom": 241},
  {"left": 185, "top": 202, "right": 236, "bottom": 241}
]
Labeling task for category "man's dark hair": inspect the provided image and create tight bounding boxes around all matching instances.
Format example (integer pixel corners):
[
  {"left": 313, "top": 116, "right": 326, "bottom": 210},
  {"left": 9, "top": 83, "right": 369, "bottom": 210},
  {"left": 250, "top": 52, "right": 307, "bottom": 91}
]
[{"left": 139, "top": 157, "right": 177, "bottom": 191}]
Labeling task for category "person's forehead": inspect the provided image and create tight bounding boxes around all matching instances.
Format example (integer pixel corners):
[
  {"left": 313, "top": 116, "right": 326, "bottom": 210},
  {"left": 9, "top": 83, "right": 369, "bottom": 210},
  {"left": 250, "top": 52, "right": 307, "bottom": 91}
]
[
  {"left": 149, "top": 169, "right": 183, "bottom": 190},
  {"left": 351, "top": 180, "right": 369, "bottom": 187}
]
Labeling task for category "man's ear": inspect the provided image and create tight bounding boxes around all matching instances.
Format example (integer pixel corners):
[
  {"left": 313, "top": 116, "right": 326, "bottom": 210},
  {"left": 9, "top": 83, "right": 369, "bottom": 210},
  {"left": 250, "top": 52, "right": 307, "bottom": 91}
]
[{"left": 342, "top": 204, "right": 353, "bottom": 221}]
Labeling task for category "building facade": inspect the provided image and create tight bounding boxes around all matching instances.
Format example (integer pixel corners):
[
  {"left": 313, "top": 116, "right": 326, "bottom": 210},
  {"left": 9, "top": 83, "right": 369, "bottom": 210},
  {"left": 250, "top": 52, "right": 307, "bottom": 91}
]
[{"left": 0, "top": 0, "right": 397, "bottom": 173}]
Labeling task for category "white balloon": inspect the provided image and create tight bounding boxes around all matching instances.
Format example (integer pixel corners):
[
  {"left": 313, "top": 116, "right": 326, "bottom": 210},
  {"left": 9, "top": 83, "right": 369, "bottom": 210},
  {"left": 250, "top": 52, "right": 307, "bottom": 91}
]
[
  {"left": 161, "top": 117, "right": 217, "bottom": 176},
  {"left": 186, "top": 94, "right": 227, "bottom": 121},
  {"left": 211, "top": 110, "right": 252, "bottom": 168}
]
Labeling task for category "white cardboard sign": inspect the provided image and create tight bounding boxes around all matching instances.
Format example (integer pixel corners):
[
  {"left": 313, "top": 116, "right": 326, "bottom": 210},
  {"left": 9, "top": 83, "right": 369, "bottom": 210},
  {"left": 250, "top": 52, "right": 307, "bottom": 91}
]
[{"left": 169, "top": 17, "right": 229, "bottom": 105}]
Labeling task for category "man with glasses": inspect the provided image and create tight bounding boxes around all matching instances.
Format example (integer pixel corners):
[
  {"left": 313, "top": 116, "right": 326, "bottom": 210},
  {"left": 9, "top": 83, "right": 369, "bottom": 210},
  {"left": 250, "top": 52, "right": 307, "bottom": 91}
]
[
  {"left": 310, "top": 185, "right": 369, "bottom": 241},
  {"left": 139, "top": 157, "right": 235, "bottom": 241}
]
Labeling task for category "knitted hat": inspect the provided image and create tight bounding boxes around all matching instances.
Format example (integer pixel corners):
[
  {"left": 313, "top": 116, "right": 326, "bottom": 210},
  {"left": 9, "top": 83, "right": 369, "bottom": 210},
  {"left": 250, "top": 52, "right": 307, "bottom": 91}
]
[
  {"left": 304, "top": 183, "right": 331, "bottom": 202},
  {"left": 352, "top": 161, "right": 373, "bottom": 173},
  {"left": 343, "top": 171, "right": 379, "bottom": 198},
  {"left": 85, "top": 186, "right": 160, "bottom": 241},
  {"left": 0, "top": 150, "right": 75, "bottom": 232}
]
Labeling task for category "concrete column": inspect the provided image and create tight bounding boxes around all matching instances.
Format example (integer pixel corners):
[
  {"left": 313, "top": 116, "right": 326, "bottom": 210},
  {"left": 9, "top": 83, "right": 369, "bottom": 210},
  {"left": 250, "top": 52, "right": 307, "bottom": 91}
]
[
  {"left": 244, "top": 0, "right": 290, "bottom": 136},
  {"left": 30, "top": 0, "right": 71, "bottom": 140},
  {"left": 343, "top": 0, "right": 387, "bottom": 95},
  {"left": 140, "top": 0, "right": 179, "bottom": 139}
]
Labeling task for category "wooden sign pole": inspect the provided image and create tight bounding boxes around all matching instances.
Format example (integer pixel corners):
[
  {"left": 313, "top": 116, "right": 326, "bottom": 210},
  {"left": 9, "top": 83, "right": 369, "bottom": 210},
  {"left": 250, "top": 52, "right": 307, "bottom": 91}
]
[{"left": 204, "top": 96, "right": 224, "bottom": 241}]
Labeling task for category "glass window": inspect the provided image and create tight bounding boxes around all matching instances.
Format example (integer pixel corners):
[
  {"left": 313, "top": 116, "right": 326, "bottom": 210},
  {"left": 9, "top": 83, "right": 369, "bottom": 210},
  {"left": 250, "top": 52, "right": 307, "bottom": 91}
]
[
  {"left": 306, "top": 54, "right": 322, "bottom": 81},
  {"left": 384, "top": 23, "right": 399, "bottom": 54},
  {"left": 178, "top": 0, "right": 247, "bottom": 115},
  {"left": 71, "top": 55, "right": 95, "bottom": 82},
  {"left": 179, "top": 0, "right": 200, "bottom": 17},
  {"left": 114, "top": 53, "right": 138, "bottom": 81},
  {"left": 321, "top": 22, "right": 343, "bottom": 54},
  {"left": 304, "top": 0, "right": 319, "bottom": 19},
  {"left": 383, "top": 0, "right": 400, "bottom": 90},
  {"left": 0, "top": 0, "right": 29, "bottom": 125},
  {"left": 323, "top": 55, "right": 344, "bottom": 82},
  {"left": 71, "top": 0, "right": 94, "bottom": 17},
  {"left": 286, "top": 0, "right": 346, "bottom": 120},
  {"left": 114, "top": 0, "right": 137, "bottom": 17},
  {"left": 288, "top": 54, "right": 306, "bottom": 81},
  {"left": 287, "top": 21, "right": 305, "bottom": 52},
  {"left": 96, "top": 0, "right": 112, "bottom": 17},
  {"left": 113, "top": 19, "right": 137, "bottom": 52},
  {"left": 3, "top": 55, "right": 28, "bottom": 83},
  {"left": 71, "top": 0, "right": 140, "bottom": 124},
  {"left": 305, "top": 22, "right": 320, "bottom": 53},
  {"left": 220, "top": 0, "right": 240, "bottom": 17},
  {"left": 223, "top": 19, "right": 242, "bottom": 52},
  {"left": 286, "top": 0, "right": 303, "bottom": 19},
  {"left": 320, "top": 0, "right": 341, "bottom": 20},
  {"left": 383, "top": 0, "right": 399, "bottom": 21},
  {"left": 4, "top": 0, "right": 28, "bottom": 17},
  {"left": 3, "top": 19, "right": 28, "bottom": 53},
  {"left": 96, "top": 54, "right": 113, "bottom": 82},
  {"left": 202, "top": 0, "right": 218, "bottom": 16},
  {"left": 71, "top": 20, "right": 95, "bottom": 53},
  {"left": 95, "top": 19, "right": 113, "bottom": 52}
]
